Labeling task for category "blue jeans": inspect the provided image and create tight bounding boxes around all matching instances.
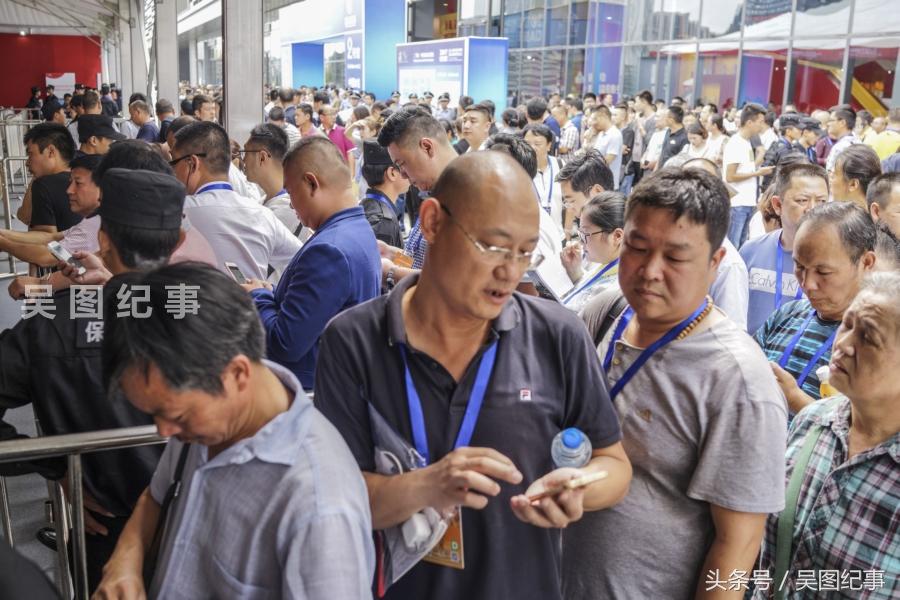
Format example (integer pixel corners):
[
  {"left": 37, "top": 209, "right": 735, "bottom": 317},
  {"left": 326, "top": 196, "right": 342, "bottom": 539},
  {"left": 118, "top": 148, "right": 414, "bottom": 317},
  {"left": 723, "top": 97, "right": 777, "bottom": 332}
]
[
  {"left": 619, "top": 173, "right": 634, "bottom": 197},
  {"left": 729, "top": 205, "right": 755, "bottom": 249}
]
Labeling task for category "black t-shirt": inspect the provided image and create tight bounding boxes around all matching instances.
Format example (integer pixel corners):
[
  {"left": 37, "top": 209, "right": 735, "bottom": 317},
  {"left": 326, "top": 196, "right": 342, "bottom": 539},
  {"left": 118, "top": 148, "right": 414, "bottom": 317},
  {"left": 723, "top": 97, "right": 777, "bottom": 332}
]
[
  {"left": 314, "top": 274, "right": 622, "bottom": 600},
  {"left": 30, "top": 171, "right": 82, "bottom": 231}
]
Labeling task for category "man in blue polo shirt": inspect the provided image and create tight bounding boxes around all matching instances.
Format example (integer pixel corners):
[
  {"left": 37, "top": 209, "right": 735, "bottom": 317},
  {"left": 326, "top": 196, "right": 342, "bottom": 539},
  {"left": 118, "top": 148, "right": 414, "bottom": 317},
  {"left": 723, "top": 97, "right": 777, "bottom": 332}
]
[
  {"left": 756, "top": 202, "right": 876, "bottom": 414},
  {"left": 740, "top": 162, "right": 829, "bottom": 333},
  {"left": 243, "top": 136, "right": 381, "bottom": 390}
]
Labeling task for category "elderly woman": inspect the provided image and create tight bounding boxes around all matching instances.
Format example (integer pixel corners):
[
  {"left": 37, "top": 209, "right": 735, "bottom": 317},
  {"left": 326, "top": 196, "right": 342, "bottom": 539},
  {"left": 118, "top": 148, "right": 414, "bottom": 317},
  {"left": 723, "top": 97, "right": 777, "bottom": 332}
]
[{"left": 754, "top": 271, "right": 900, "bottom": 599}]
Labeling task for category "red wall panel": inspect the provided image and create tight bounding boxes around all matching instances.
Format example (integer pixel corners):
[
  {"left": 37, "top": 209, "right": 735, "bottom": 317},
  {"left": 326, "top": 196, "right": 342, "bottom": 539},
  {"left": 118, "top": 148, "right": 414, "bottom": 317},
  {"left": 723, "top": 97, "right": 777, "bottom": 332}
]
[{"left": 0, "top": 34, "right": 102, "bottom": 108}]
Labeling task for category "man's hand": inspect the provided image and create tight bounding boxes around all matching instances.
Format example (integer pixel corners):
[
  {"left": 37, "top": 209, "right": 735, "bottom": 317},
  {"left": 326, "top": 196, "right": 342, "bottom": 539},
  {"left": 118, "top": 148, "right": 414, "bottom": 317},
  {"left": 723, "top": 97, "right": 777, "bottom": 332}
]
[
  {"left": 91, "top": 565, "right": 146, "bottom": 600},
  {"left": 59, "top": 251, "right": 112, "bottom": 286},
  {"left": 510, "top": 467, "right": 586, "bottom": 528},
  {"left": 420, "top": 447, "right": 522, "bottom": 516},
  {"left": 240, "top": 278, "right": 273, "bottom": 293},
  {"left": 560, "top": 241, "right": 584, "bottom": 283},
  {"left": 8, "top": 276, "right": 41, "bottom": 300},
  {"left": 757, "top": 165, "right": 775, "bottom": 177},
  {"left": 377, "top": 239, "right": 398, "bottom": 261},
  {"left": 61, "top": 475, "right": 115, "bottom": 536},
  {"left": 770, "top": 362, "right": 814, "bottom": 413}
]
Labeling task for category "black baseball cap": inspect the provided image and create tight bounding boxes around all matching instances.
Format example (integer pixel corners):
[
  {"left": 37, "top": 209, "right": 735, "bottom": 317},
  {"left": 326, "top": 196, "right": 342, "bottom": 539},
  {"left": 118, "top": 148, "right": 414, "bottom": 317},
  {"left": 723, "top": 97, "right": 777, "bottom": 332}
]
[
  {"left": 99, "top": 169, "right": 185, "bottom": 230},
  {"left": 78, "top": 114, "right": 126, "bottom": 142}
]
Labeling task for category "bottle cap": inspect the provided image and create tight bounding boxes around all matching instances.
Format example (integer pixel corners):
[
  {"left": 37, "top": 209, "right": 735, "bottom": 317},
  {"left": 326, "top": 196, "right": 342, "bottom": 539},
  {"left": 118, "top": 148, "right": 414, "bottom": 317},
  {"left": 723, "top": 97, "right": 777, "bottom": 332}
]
[
  {"left": 815, "top": 365, "right": 830, "bottom": 381},
  {"left": 562, "top": 428, "right": 583, "bottom": 449}
]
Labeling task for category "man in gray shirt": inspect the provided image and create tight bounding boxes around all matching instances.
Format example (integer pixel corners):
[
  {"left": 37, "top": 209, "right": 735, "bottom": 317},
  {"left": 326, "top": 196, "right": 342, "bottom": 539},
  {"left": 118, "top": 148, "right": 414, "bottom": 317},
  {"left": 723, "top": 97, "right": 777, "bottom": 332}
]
[
  {"left": 93, "top": 264, "right": 374, "bottom": 599},
  {"left": 565, "top": 168, "right": 787, "bottom": 600}
]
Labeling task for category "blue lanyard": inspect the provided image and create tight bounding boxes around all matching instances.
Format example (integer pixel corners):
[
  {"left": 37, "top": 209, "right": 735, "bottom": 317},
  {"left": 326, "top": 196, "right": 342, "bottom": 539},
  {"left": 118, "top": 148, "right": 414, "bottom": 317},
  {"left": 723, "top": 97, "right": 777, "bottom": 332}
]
[
  {"left": 398, "top": 340, "right": 498, "bottom": 467},
  {"left": 196, "top": 182, "right": 234, "bottom": 193},
  {"left": 563, "top": 259, "right": 619, "bottom": 305},
  {"left": 775, "top": 240, "right": 803, "bottom": 308},
  {"left": 365, "top": 191, "right": 395, "bottom": 212},
  {"left": 603, "top": 299, "right": 709, "bottom": 401},
  {"left": 777, "top": 310, "right": 837, "bottom": 388},
  {"left": 409, "top": 218, "right": 423, "bottom": 256}
]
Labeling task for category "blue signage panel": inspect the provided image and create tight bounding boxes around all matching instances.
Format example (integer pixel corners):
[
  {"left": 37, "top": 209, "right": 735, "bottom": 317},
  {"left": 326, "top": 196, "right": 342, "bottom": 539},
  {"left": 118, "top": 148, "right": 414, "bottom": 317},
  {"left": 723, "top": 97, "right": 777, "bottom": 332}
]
[{"left": 345, "top": 32, "right": 363, "bottom": 90}]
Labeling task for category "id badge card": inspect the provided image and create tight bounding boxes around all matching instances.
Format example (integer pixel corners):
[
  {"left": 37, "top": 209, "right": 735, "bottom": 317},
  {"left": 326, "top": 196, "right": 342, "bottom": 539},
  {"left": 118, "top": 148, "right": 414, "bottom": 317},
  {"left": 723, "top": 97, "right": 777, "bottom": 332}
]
[{"left": 423, "top": 510, "right": 464, "bottom": 569}]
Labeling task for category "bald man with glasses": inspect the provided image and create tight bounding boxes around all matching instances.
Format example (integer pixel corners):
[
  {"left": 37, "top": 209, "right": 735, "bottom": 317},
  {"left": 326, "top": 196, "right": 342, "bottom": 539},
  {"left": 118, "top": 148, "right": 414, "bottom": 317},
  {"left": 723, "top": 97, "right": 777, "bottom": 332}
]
[{"left": 313, "top": 151, "right": 631, "bottom": 600}]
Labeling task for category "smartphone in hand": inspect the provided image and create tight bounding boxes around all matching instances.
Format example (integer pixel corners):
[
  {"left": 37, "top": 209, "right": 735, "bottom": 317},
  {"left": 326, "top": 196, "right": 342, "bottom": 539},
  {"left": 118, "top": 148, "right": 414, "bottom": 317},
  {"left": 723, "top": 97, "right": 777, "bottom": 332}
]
[
  {"left": 224, "top": 262, "right": 248, "bottom": 284},
  {"left": 47, "top": 241, "right": 86, "bottom": 276}
]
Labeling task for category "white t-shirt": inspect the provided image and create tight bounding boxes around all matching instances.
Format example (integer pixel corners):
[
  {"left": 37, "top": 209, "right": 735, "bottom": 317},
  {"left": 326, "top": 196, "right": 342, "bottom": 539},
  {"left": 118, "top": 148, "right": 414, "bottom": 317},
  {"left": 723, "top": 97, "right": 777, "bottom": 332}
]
[
  {"left": 722, "top": 134, "right": 758, "bottom": 207},
  {"left": 593, "top": 126, "right": 623, "bottom": 189},
  {"left": 644, "top": 129, "right": 667, "bottom": 166},
  {"left": 759, "top": 128, "right": 778, "bottom": 151}
]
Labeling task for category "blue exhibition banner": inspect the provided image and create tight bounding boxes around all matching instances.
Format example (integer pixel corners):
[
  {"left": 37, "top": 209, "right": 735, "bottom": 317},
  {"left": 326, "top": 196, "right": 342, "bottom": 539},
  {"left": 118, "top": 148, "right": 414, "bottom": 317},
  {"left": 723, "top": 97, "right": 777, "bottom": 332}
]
[{"left": 345, "top": 32, "right": 363, "bottom": 90}]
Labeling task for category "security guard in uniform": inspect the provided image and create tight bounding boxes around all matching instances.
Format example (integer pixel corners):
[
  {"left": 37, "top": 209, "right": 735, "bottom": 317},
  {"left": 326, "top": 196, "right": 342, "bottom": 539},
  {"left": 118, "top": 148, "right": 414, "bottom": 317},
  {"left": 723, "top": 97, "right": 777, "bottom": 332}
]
[
  {"left": 360, "top": 140, "right": 408, "bottom": 248},
  {"left": 0, "top": 168, "right": 187, "bottom": 592},
  {"left": 762, "top": 113, "right": 805, "bottom": 189}
]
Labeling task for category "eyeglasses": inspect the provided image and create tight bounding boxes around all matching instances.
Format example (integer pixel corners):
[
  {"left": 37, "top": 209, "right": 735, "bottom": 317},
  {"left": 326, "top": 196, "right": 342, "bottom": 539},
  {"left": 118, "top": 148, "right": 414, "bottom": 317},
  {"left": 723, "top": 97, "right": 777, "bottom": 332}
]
[
  {"left": 169, "top": 153, "right": 206, "bottom": 167},
  {"left": 440, "top": 204, "right": 543, "bottom": 270},
  {"left": 577, "top": 229, "right": 608, "bottom": 244}
]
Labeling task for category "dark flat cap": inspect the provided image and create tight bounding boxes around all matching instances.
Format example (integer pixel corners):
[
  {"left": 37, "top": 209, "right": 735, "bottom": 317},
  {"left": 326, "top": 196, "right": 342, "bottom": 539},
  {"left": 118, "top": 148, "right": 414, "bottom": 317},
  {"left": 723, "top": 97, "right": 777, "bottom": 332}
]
[
  {"left": 363, "top": 140, "right": 394, "bottom": 168},
  {"left": 800, "top": 117, "right": 822, "bottom": 131},
  {"left": 99, "top": 168, "right": 185, "bottom": 230},
  {"left": 779, "top": 113, "right": 801, "bottom": 129},
  {"left": 78, "top": 114, "right": 126, "bottom": 142}
]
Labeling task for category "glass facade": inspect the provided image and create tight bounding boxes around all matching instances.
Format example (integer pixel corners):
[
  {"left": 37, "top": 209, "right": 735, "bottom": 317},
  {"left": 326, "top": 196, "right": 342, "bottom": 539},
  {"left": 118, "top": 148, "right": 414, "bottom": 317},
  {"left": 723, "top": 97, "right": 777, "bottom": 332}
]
[{"left": 501, "top": 0, "right": 900, "bottom": 115}]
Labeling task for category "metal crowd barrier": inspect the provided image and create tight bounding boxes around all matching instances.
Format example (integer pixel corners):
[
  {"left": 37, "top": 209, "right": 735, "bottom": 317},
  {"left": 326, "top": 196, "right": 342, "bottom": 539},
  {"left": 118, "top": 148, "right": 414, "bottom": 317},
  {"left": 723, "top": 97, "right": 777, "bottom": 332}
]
[
  {"left": 0, "top": 426, "right": 166, "bottom": 599},
  {"left": 0, "top": 110, "right": 41, "bottom": 278}
]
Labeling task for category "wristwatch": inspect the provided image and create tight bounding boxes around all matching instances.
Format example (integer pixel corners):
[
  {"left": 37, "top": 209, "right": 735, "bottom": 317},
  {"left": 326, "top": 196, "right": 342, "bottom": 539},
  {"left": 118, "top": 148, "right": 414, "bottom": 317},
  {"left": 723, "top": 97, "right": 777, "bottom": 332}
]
[{"left": 385, "top": 266, "right": 397, "bottom": 291}]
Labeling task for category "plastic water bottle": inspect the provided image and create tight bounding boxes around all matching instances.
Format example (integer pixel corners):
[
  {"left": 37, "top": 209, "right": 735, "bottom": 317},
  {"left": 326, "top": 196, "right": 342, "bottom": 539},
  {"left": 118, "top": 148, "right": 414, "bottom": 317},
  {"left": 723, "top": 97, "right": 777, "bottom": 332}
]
[
  {"left": 816, "top": 365, "right": 839, "bottom": 398},
  {"left": 551, "top": 428, "right": 592, "bottom": 469}
]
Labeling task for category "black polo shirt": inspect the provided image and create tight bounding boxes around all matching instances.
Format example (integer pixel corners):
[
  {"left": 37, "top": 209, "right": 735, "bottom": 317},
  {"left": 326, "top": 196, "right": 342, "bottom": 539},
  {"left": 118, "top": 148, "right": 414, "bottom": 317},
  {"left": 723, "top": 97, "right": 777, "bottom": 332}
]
[
  {"left": 659, "top": 126, "right": 688, "bottom": 168},
  {"left": 314, "top": 274, "right": 621, "bottom": 600}
]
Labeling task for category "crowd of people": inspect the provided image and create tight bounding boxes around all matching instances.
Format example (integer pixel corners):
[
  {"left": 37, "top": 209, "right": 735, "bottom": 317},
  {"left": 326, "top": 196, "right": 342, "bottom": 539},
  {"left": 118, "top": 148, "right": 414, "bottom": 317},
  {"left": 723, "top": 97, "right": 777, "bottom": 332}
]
[{"left": 0, "top": 79, "right": 897, "bottom": 600}]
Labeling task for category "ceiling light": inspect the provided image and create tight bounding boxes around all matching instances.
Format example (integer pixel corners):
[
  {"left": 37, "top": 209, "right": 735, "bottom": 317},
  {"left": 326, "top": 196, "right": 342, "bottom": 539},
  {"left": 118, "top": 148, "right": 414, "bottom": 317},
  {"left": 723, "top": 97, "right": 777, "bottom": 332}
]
[{"left": 19, "top": 30, "right": 26, "bottom": 36}]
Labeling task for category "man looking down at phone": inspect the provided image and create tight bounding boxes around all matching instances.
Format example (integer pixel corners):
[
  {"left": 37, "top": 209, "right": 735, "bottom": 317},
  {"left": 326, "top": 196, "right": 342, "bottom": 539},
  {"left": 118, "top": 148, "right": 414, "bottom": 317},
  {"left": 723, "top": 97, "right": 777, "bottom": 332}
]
[
  {"left": 377, "top": 107, "right": 460, "bottom": 285},
  {"left": 0, "top": 169, "right": 189, "bottom": 592},
  {"left": 314, "top": 151, "right": 631, "bottom": 600},
  {"left": 241, "top": 135, "right": 381, "bottom": 391},
  {"left": 566, "top": 168, "right": 787, "bottom": 600}
]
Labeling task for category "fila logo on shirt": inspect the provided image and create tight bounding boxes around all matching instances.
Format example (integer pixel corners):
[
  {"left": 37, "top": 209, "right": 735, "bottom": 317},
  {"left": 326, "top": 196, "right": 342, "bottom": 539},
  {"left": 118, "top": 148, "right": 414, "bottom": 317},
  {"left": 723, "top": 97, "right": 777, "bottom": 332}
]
[{"left": 519, "top": 389, "right": 532, "bottom": 402}]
